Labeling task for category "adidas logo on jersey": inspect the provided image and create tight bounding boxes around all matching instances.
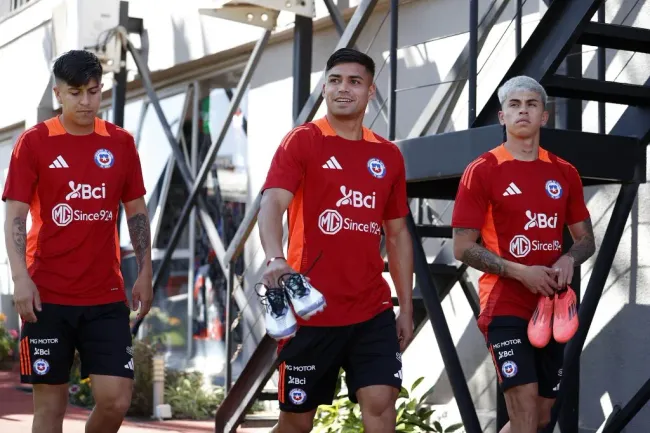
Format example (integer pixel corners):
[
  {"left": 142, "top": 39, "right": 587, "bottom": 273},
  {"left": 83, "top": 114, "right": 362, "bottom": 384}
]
[
  {"left": 49, "top": 155, "right": 69, "bottom": 168},
  {"left": 503, "top": 182, "right": 522, "bottom": 196},
  {"left": 322, "top": 156, "right": 342, "bottom": 170}
]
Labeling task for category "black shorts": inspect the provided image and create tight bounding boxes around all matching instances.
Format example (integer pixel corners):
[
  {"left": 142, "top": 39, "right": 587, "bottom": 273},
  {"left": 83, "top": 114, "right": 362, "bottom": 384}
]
[
  {"left": 277, "top": 309, "right": 402, "bottom": 413},
  {"left": 485, "top": 316, "right": 564, "bottom": 399},
  {"left": 19, "top": 302, "right": 134, "bottom": 384}
]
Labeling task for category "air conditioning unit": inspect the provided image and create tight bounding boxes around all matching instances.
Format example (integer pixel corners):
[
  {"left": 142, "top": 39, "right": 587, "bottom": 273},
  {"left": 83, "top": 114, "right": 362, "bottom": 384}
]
[{"left": 51, "top": 0, "right": 121, "bottom": 74}]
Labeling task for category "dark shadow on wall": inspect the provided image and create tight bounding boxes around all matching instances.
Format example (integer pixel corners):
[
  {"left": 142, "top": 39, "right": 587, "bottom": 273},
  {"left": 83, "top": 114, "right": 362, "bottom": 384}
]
[{"left": 579, "top": 304, "right": 650, "bottom": 432}]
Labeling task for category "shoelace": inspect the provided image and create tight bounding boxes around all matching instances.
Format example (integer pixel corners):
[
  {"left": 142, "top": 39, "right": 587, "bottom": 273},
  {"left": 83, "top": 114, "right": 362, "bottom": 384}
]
[
  {"left": 279, "top": 273, "right": 309, "bottom": 298},
  {"left": 255, "top": 285, "right": 288, "bottom": 318},
  {"left": 277, "top": 251, "right": 323, "bottom": 299}
]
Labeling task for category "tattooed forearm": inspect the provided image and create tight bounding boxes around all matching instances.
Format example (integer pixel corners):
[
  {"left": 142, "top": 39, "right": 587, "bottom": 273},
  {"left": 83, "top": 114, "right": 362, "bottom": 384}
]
[
  {"left": 127, "top": 213, "right": 151, "bottom": 272},
  {"left": 454, "top": 228, "right": 507, "bottom": 276},
  {"left": 462, "top": 245, "right": 507, "bottom": 276},
  {"left": 12, "top": 217, "right": 26, "bottom": 256},
  {"left": 566, "top": 217, "right": 596, "bottom": 266}
]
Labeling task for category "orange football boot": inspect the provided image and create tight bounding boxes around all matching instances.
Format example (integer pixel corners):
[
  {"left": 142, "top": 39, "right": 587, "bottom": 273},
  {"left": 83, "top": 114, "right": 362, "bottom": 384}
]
[
  {"left": 528, "top": 294, "right": 554, "bottom": 348},
  {"left": 553, "top": 286, "right": 579, "bottom": 344}
]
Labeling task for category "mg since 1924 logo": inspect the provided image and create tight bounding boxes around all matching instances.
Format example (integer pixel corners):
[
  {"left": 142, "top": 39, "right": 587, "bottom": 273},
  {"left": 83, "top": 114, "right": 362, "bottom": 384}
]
[
  {"left": 52, "top": 203, "right": 73, "bottom": 227},
  {"left": 509, "top": 234, "right": 561, "bottom": 258},
  {"left": 319, "top": 209, "right": 343, "bottom": 235}
]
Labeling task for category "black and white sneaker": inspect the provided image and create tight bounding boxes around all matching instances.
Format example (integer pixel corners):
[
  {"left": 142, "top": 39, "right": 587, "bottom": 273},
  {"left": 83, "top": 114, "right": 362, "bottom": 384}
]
[
  {"left": 257, "top": 284, "right": 297, "bottom": 340},
  {"left": 279, "top": 273, "right": 326, "bottom": 320}
]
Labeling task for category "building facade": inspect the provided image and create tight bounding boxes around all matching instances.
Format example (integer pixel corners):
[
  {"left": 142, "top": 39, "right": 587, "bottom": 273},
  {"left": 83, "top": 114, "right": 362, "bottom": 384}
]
[{"left": 0, "top": 0, "right": 649, "bottom": 431}]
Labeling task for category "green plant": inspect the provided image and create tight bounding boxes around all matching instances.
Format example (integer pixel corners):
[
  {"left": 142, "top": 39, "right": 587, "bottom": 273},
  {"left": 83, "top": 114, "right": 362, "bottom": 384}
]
[
  {"left": 313, "top": 372, "right": 464, "bottom": 433},
  {"left": 0, "top": 313, "right": 19, "bottom": 368},
  {"left": 164, "top": 369, "right": 224, "bottom": 420},
  {"left": 129, "top": 308, "right": 185, "bottom": 350}
]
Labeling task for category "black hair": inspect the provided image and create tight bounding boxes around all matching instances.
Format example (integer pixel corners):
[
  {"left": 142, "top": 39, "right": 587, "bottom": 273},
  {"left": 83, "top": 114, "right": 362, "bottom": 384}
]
[
  {"left": 326, "top": 48, "right": 375, "bottom": 78},
  {"left": 53, "top": 50, "right": 103, "bottom": 87}
]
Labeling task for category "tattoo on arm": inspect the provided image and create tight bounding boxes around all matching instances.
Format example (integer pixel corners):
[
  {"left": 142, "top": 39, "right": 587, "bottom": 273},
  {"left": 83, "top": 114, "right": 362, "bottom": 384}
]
[
  {"left": 454, "top": 228, "right": 507, "bottom": 276},
  {"left": 12, "top": 217, "right": 26, "bottom": 256},
  {"left": 127, "top": 213, "right": 151, "bottom": 272},
  {"left": 567, "top": 217, "right": 596, "bottom": 266}
]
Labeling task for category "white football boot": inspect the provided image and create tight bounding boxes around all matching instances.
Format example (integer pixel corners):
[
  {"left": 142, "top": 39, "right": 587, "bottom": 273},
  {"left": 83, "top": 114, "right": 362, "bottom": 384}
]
[
  {"left": 257, "top": 285, "right": 297, "bottom": 340},
  {"left": 280, "top": 273, "right": 326, "bottom": 320}
]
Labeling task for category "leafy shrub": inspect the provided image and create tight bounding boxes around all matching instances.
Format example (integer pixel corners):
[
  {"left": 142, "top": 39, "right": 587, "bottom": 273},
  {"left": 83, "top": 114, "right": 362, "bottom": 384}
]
[
  {"left": 313, "top": 372, "right": 464, "bottom": 433},
  {"left": 0, "top": 313, "right": 19, "bottom": 368}
]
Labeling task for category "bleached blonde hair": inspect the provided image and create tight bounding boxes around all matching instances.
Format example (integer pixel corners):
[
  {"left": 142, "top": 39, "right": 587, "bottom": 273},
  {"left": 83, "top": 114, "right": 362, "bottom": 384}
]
[{"left": 498, "top": 75, "right": 548, "bottom": 107}]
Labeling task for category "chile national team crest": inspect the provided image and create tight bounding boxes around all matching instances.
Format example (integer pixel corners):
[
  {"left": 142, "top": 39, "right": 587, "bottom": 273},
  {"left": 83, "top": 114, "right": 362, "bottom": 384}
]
[
  {"left": 545, "top": 179, "right": 562, "bottom": 199},
  {"left": 33, "top": 358, "right": 50, "bottom": 376},
  {"left": 94, "top": 148, "right": 114, "bottom": 169},
  {"left": 502, "top": 360, "right": 517, "bottom": 378},
  {"left": 289, "top": 388, "right": 307, "bottom": 405},
  {"left": 367, "top": 158, "right": 386, "bottom": 179}
]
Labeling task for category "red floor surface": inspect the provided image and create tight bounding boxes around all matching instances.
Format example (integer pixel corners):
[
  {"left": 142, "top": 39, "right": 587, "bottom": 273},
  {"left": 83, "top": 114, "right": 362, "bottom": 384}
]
[{"left": 0, "top": 364, "right": 268, "bottom": 433}]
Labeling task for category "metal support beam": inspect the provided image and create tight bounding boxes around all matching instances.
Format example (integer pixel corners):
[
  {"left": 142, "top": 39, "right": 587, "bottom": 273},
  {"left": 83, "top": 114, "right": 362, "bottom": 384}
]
[
  {"left": 474, "top": 0, "right": 602, "bottom": 126},
  {"left": 121, "top": 28, "right": 269, "bottom": 335},
  {"left": 578, "top": 22, "right": 650, "bottom": 54},
  {"left": 406, "top": 212, "right": 483, "bottom": 433},
  {"left": 225, "top": 261, "right": 235, "bottom": 393},
  {"left": 398, "top": 125, "right": 643, "bottom": 186},
  {"left": 515, "top": 0, "right": 522, "bottom": 54},
  {"left": 112, "top": 1, "right": 129, "bottom": 128},
  {"left": 597, "top": 5, "right": 606, "bottom": 134},
  {"left": 293, "top": 15, "right": 312, "bottom": 120},
  {"left": 468, "top": 0, "right": 478, "bottom": 125},
  {"left": 602, "top": 381, "right": 650, "bottom": 433},
  {"left": 388, "top": 0, "right": 398, "bottom": 140},
  {"left": 543, "top": 75, "right": 650, "bottom": 107}
]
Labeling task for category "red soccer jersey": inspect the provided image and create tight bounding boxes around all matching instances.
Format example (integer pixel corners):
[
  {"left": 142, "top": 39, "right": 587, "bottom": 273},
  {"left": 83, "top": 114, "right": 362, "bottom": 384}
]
[
  {"left": 2, "top": 116, "right": 146, "bottom": 306},
  {"left": 451, "top": 144, "right": 590, "bottom": 332},
  {"left": 263, "top": 117, "right": 409, "bottom": 327}
]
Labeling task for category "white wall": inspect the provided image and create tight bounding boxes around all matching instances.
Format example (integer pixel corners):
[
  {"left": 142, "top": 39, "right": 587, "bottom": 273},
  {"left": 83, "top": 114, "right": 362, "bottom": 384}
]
[{"left": 2, "top": 0, "right": 650, "bottom": 430}]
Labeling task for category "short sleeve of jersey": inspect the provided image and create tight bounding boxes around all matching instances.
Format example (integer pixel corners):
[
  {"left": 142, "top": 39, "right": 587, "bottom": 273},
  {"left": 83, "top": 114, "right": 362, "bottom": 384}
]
[
  {"left": 262, "top": 126, "right": 313, "bottom": 194},
  {"left": 384, "top": 148, "right": 409, "bottom": 221},
  {"left": 2, "top": 131, "right": 38, "bottom": 204},
  {"left": 121, "top": 133, "right": 147, "bottom": 203},
  {"left": 564, "top": 162, "right": 590, "bottom": 225},
  {"left": 451, "top": 157, "right": 490, "bottom": 230}
]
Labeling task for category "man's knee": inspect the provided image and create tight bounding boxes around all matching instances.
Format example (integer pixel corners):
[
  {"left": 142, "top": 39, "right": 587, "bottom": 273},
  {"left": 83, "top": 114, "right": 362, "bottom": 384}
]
[
  {"left": 277, "top": 409, "right": 317, "bottom": 433},
  {"left": 33, "top": 384, "right": 69, "bottom": 423},
  {"left": 91, "top": 376, "right": 133, "bottom": 416},
  {"left": 358, "top": 385, "right": 398, "bottom": 419}
]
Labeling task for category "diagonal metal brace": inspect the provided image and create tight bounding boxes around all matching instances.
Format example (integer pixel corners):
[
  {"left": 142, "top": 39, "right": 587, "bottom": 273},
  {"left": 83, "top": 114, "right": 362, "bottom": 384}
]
[
  {"left": 144, "top": 29, "right": 270, "bottom": 286},
  {"left": 116, "top": 28, "right": 229, "bottom": 274}
]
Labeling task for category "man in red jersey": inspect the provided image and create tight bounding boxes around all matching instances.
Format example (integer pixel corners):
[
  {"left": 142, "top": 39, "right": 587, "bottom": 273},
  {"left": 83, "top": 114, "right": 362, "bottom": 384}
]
[
  {"left": 452, "top": 75, "right": 596, "bottom": 433},
  {"left": 257, "top": 48, "right": 414, "bottom": 433},
  {"left": 2, "top": 50, "right": 152, "bottom": 433}
]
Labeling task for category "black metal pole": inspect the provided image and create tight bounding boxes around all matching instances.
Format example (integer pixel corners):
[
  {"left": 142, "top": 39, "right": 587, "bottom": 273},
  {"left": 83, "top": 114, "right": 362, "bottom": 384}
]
[
  {"left": 468, "top": 0, "right": 478, "bottom": 126},
  {"left": 515, "top": 0, "right": 522, "bottom": 54},
  {"left": 597, "top": 4, "right": 606, "bottom": 134},
  {"left": 557, "top": 42, "right": 582, "bottom": 433},
  {"left": 388, "top": 0, "right": 398, "bottom": 140},
  {"left": 603, "top": 379, "right": 650, "bottom": 433},
  {"left": 225, "top": 261, "right": 235, "bottom": 394},
  {"left": 114, "top": 1, "right": 129, "bottom": 230},
  {"left": 293, "top": 16, "right": 312, "bottom": 121},
  {"left": 406, "top": 213, "right": 483, "bottom": 433},
  {"left": 545, "top": 183, "right": 640, "bottom": 431}
]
